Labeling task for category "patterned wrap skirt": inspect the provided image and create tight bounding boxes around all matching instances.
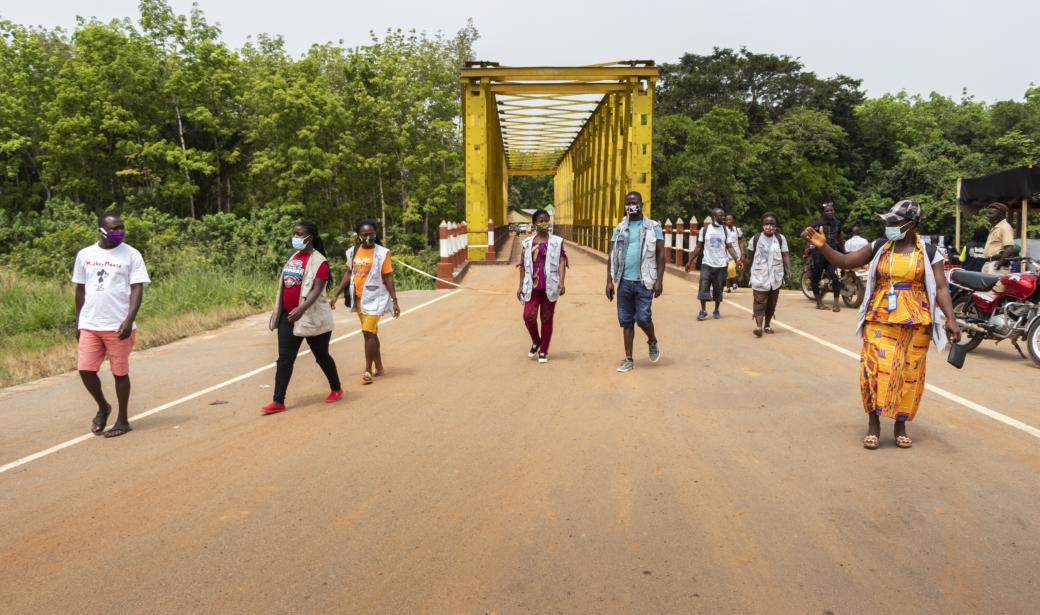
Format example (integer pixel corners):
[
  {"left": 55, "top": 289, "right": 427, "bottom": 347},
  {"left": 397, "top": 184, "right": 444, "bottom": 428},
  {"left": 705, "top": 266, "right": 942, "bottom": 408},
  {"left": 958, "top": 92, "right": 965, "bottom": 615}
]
[{"left": 859, "top": 322, "right": 931, "bottom": 421}]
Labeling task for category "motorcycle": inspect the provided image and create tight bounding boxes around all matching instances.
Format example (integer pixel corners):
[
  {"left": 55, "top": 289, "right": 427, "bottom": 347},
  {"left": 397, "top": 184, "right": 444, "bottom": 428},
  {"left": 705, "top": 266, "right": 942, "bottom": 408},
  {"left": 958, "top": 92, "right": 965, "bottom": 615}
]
[
  {"left": 800, "top": 263, "right": 867, "bottom": 308},
  {"left": 949, "top": 257, "right": 1040, "bottom": 366}
]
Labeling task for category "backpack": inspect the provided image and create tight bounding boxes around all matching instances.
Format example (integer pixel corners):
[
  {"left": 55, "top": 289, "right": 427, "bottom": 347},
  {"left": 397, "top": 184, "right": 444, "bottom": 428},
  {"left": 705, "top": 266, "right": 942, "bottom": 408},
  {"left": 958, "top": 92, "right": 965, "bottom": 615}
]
[
  {"left": 747, "top": 232, "right": 786, "bottom": 255},
  {"left": 870, "top": 239, "right": 937, "bottom": 263},
  {"left": 698, "top": 224, "right": 732, "bottom": 246}
]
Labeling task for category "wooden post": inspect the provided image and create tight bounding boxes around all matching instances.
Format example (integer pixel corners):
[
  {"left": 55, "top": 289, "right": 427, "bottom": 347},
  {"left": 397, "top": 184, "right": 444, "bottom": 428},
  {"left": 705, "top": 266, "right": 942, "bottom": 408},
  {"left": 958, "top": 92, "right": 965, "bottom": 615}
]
[
  {"left": 435, "top": 221, "right": 453, "bottom": 289},
  {"left": 485, "top": 218, "right": 496, "bottom": 261},
  {"left": 954, "top": 178, "right": 963, "bottom": 252},
  {"left": 663, "top": 219, "right": 673, "bottom": 265},
  {"left": 1023, "top": 198, "right": 1030, "bottom": 258},
  {"left": 675, "top": 218, "right": 685, "bottom": 267}
]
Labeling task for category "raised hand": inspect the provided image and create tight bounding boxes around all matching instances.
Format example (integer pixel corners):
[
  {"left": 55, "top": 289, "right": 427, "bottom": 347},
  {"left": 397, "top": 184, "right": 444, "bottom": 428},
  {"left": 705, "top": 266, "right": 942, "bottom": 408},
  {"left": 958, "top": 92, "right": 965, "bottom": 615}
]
[{"left": 801, "top": 226, "right": 827, "bottom": 250}]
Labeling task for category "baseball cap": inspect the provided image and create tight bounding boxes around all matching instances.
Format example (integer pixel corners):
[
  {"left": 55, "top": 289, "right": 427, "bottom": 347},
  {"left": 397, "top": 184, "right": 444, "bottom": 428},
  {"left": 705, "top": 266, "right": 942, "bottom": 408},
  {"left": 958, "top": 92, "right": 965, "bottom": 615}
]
[{"left": 879, "top": 199, "right": 922, "bottom": 224}]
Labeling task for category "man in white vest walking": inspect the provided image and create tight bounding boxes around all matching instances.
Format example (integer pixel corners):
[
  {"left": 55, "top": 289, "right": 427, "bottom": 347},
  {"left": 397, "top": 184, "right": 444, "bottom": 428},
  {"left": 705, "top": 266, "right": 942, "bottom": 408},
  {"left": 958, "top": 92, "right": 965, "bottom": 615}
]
[{"left": 606, "top": 191, "right": 665, "bottom": 372}]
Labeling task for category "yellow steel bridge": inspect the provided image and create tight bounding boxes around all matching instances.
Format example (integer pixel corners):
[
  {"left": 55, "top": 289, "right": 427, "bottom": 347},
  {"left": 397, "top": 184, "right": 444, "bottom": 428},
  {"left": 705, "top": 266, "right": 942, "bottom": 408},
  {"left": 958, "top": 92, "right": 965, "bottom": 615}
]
[{"left": 461, "top": 61, "right": 658, "bottom": 257}]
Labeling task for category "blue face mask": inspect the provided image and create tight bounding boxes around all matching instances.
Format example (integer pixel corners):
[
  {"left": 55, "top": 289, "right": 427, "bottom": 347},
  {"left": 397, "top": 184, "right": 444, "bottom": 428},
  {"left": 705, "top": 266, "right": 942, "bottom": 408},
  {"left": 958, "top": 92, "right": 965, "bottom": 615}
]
[
  {"left": 884, "top": 222, "right": 910, "bottom": 241},
  {"left": 291, "top": 236, "right": 308, "bottom": 250}
]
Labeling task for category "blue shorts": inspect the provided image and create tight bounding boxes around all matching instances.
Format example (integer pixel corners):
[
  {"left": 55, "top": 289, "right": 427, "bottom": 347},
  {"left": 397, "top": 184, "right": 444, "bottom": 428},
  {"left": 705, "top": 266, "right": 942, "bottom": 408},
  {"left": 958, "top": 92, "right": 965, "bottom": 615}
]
[{"left": 617, "top": 278, "right": 653, "bottom": 328}]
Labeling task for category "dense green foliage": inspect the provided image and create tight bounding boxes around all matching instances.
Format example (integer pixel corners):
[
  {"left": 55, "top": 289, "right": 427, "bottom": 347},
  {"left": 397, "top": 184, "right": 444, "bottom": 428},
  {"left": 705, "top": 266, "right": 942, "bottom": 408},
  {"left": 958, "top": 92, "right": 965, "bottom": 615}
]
[
  {"left": 1, "top": 1, "right": 476, "bottom": 250},
  {"left": 653, "top": 47, "right": 1040, "bottom": 240}
]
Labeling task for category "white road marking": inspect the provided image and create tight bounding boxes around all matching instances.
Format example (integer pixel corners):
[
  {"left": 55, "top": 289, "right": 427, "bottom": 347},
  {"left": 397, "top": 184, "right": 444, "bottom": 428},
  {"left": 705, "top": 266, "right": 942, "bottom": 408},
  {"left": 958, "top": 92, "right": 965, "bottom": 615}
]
[
  {"left": 0, "top": 290, "right": 463, "bottom": 475},
  {"left": 722, "top": 297, "right": 1040, "bottom": 440}
]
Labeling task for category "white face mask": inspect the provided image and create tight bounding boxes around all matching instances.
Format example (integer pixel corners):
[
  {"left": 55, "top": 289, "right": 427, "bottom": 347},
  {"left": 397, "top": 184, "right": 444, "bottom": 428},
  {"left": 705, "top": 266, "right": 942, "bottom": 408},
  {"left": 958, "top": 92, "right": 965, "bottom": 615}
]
[{"left": 291, "top": 236, "right": 309, "bottom": 250}]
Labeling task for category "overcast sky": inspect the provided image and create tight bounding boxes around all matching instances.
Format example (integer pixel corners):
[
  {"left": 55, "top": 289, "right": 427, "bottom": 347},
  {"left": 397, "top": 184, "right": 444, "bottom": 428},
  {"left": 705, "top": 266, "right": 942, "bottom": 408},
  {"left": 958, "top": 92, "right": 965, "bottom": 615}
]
[{"left": 3, "top": 0, "right": 1036, "bottom": 102}]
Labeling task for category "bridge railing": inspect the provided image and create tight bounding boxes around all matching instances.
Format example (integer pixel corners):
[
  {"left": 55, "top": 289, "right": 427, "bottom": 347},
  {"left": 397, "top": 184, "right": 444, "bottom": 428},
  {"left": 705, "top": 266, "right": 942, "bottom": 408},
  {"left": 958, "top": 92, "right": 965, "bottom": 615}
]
[
  {"left": 436, "top": 220, "right": 470, "bottom": 289},
  {"left": 663, "top": 217, "right": 702, "bottom": 269}
]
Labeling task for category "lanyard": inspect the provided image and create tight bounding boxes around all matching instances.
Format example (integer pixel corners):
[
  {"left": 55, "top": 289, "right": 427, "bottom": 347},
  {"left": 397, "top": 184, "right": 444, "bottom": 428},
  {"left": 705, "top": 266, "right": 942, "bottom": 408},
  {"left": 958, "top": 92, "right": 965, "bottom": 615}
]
[{"left": 887, "top": 242, "right": 918, "bottom": 294}]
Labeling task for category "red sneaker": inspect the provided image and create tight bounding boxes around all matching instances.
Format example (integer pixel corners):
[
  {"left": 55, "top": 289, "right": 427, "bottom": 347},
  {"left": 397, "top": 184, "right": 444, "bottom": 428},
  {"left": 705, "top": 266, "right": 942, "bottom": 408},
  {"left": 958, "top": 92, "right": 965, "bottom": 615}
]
[
  {"left": 260, "top": 402, "right": 286, "bottom": 415},
  {"left": 325, "top": 389, "right": 344, "bottom": 403}
]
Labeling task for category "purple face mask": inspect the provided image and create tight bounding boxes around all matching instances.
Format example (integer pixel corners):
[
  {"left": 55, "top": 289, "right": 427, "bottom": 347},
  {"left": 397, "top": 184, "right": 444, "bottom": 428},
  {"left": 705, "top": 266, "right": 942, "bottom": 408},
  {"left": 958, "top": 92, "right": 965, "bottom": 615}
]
[{"left": 100, "top": 228, "right": 125, "bottom": 246}]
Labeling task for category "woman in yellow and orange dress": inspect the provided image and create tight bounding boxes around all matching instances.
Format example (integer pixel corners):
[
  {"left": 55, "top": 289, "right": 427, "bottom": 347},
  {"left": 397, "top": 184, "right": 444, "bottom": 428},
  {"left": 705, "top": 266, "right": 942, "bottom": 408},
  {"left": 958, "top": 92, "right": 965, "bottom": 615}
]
[{"left": 803, "top": 199, "right": 961, "bottom": 449}]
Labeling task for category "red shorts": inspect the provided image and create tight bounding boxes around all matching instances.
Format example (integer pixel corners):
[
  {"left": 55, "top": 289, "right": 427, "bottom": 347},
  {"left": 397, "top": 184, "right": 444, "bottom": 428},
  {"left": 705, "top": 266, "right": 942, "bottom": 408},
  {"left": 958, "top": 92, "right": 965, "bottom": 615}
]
[{"left": 77, "top": 330, "right": 136, "bottom": 376}]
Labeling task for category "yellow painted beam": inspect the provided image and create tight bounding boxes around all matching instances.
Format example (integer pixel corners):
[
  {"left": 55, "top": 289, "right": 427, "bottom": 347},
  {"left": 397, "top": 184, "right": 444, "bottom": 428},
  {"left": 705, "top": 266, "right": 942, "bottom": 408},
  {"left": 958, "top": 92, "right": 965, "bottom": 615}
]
[
  {"left": 461, "top": 66, "right": 658, "bottom": 81},
  {"left": 488, "top": 83, "right": 628, "bottom": 95},
  {"left": 508, "top": 169, "right": 557, "bottom": 176}
]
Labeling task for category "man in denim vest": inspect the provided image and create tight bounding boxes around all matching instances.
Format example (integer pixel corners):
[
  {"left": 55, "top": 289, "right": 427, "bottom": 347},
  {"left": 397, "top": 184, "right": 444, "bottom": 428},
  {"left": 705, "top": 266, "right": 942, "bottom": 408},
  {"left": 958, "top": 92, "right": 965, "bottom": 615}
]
[{"left": 606, "top": 191, "right": 665, "bottom": 372}]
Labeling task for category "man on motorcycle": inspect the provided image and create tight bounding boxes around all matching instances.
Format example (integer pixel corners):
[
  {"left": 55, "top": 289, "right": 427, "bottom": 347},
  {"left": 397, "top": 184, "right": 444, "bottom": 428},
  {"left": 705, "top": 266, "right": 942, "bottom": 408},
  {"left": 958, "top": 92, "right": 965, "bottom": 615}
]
[
  {"left": 809, "top": 202, "right": 844, "bottom": 312},
  {"left": 983, "top": 202, "right": 1016, "bottom": 275}
]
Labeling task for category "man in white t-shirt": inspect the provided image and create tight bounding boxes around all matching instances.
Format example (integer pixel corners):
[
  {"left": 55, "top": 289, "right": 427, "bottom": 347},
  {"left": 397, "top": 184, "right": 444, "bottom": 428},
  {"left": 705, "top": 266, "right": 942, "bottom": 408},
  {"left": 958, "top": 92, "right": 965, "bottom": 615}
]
[
  {"left": 72, "top": 213, "right": 150, "bottom": 438},
  {"left": 844, "top": 226, "right": 869, "bottom": 253},
  {"left": 687, "top": 207, "right": 740, "bottom": 321}
]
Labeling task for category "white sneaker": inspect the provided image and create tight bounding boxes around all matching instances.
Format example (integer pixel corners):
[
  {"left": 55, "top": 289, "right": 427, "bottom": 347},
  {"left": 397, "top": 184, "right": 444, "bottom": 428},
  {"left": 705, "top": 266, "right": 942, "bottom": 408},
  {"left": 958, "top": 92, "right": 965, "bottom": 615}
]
[{"left": 538, "top": 353, "right": 548, "bottom": 364}]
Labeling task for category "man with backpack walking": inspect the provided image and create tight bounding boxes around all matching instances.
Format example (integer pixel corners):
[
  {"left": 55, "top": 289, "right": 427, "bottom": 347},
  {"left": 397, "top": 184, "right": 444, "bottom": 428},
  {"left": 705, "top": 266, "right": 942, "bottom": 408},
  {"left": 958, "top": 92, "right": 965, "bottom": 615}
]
[{"left": 687, "top": 207, "right": 740, "bottom": 320}]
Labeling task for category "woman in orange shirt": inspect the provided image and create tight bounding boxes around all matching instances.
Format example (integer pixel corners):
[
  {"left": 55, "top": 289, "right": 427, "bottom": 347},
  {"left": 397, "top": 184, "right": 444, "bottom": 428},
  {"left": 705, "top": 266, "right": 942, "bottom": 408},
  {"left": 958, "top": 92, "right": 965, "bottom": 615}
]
[{"left": 331, "top": 220, "right": 400, "bottom": 384}]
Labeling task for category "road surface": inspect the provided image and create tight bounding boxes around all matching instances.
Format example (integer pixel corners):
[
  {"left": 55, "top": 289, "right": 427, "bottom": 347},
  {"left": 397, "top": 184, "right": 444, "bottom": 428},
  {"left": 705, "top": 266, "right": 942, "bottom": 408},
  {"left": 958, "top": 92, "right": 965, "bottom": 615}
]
[{"left": 1, "top": 246, "right": 1038, "bottom": 614}]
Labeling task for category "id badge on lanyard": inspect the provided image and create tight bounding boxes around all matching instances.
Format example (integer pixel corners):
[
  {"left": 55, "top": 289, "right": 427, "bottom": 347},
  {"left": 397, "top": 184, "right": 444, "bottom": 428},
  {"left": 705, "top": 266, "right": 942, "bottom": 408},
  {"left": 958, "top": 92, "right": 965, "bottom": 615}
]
[
  {"left": 885, "top": 248, "right": 917, "bottom": 312},
  {"left": 885, "top": 290, "right": 898, "bottom": 312}
]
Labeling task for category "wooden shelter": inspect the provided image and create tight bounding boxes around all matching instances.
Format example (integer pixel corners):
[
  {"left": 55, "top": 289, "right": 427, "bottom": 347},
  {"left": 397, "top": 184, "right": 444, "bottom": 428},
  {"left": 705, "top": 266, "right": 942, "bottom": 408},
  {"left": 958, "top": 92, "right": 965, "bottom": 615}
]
[{"left": 956, "top": 166, "right": 1039, "bottom": 256}]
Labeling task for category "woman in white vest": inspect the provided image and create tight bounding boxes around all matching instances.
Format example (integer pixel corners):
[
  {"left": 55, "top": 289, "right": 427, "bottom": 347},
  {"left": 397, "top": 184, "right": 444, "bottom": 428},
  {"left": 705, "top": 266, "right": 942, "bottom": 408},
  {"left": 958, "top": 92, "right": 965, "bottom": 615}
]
[
  {"left": 262, "top": 221, "right": 342, "bottom": 414},
  {"left": 742, "top": 212, "right": 792, "bottom": 337},
  {"left": 331, "top": 220, "right": 400, "bottom": 384},
  {"left": 516, "top": 209, "right": 568, "bottom": 363}
]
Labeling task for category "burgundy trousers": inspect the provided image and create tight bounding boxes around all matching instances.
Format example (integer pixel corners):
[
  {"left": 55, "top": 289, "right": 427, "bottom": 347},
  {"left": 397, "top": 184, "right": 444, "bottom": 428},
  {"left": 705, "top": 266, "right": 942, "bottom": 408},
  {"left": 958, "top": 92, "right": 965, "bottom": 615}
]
[{"left": 523, "top": 289, "right": 557, "bottom": 354}]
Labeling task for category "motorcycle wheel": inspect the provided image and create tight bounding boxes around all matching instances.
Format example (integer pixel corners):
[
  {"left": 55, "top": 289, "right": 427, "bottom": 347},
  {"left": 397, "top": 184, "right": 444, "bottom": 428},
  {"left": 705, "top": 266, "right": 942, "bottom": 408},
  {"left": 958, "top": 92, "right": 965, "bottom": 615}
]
[
  {"left": 1026, "top": 317, "right": 1040, "bottom": 368},
  {"left": 801, "top": 272, "right": 814, "bottom": 301},
  {"left": 841, "top": 272, "right": 865, "bottom": 308},
  {"left": 952, "top": 295, "right": 985, "bottom": 352}
]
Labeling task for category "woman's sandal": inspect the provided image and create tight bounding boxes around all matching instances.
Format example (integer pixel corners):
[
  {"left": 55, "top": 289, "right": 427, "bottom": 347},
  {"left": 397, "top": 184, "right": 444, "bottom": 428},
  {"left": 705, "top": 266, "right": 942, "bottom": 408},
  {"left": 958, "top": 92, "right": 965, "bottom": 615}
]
[
  {"left": 896, "top": 435, "right": 913, "bottom": 449},
  {"left": 104, "top": 421, "right": 132, "bottom": 438},
  {"left": 863, "top": 435, "right": 880, "bottom": 450},
  {"left": 362, "top": 372, "right": 374, "bottom": 385},
  {"left": 91, "top": 405, "right": 111, "bottom": 435}
]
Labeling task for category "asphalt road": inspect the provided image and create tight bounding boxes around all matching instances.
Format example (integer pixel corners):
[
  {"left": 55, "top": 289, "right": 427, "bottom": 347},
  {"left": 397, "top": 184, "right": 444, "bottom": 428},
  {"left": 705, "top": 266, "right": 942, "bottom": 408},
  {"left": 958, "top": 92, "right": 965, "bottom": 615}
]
[{"left": 1, "top": 247, "right": 1038, "bottom": 614}]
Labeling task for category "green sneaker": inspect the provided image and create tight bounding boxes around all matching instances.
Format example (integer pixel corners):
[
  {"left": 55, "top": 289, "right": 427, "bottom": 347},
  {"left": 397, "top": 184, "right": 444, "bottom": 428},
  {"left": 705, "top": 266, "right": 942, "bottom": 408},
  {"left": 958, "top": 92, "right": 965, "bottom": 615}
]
[
  {"left": 648, "top": 339, "right": 660, "bottom": 363},
  {"left": 617, "top": 357, "right": 634, "bottom": 372}
]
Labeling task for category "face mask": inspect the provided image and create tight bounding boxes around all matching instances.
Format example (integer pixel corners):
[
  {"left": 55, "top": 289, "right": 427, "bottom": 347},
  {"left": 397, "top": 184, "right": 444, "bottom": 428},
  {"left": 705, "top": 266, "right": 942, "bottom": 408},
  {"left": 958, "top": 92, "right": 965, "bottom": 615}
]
[
  {"left": 535, "top": 222, "right": 550, "bottom": 232},
  {"left": 360, "top": 235, "right": 375, "bottom": 247},
  {"left": 625, "top": 204, "right": 641, "bottom": 217},
  {"left": 823, "top": 212, "right": 835, "bottom": 221},
  {"left": 884, "top": 222, "right": 911, "bottom": 241},
  {"left": 291, "top": 236, "right": 308, "bottom": 251},
  {"left": 100, "top": 228, "right": 125, "bottom": 247}
]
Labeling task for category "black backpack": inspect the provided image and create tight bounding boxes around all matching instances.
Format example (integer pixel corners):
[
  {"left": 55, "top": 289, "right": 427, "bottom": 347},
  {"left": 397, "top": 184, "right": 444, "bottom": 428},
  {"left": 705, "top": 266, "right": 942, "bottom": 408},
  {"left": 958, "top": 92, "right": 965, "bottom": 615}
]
[
  {"left": 747, "top": 232, "right": 786, "bottom": 255},
  {"left": 870, "top": 239, "right": 937, "bottom": 263}
]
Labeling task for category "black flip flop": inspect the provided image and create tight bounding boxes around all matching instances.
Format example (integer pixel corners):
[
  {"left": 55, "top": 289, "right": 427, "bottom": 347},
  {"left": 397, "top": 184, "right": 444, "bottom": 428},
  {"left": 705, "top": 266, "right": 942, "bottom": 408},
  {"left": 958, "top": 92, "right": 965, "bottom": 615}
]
[
  {"left": 103, "top": 421, "right": 132, "bottom": 438},
  {"left": 91, "top": 406, "right": 111, "bottom": 435}
]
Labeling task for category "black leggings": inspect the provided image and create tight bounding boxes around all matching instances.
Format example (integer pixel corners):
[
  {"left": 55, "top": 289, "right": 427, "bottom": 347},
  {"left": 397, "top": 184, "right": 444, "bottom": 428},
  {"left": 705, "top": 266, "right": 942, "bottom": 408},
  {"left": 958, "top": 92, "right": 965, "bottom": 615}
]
[
  {"left": 274, "top": 312, "right": 341, "bottom": 403},
  {"left": 810, "top": 256, "right": 841, "bottom": 296}
]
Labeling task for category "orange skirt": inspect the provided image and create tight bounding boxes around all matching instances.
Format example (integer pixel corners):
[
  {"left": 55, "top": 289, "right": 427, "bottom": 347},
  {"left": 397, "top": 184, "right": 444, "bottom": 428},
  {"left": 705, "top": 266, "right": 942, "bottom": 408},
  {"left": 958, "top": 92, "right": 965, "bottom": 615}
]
[{"left": 859, "top": 322, "right": 930, "bottom": 421}]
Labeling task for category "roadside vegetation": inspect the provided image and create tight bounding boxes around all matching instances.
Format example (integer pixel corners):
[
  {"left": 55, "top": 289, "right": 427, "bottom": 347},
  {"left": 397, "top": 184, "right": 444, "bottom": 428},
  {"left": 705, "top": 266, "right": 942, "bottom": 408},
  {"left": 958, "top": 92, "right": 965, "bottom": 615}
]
[{"left": 2, "top": 2, "right": 1037, "bottom": 386}]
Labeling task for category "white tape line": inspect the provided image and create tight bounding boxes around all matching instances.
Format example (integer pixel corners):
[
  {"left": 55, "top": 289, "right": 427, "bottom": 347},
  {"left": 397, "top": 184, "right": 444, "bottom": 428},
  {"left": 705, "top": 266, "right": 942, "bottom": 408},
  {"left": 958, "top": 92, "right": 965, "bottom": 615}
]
[
  {"left": 0, "top": 290, "right": 463, "bottom": 475},
  {"left": 722, "top": 296, "right": 1040, "bottom": 440},
  {"left": 393, "top": 258, "right": 507, "bottom": 295}
]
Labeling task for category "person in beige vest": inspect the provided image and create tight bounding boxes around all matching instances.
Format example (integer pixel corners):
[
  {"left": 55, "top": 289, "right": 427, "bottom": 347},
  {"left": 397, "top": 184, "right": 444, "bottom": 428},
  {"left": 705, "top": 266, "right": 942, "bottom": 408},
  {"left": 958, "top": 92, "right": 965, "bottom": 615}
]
[
  {"left": 261, "top": 221, "right": 342, "bottom": 414},
  {"left": 982, "top": 202, "right": 1016, "bottom": 274}
]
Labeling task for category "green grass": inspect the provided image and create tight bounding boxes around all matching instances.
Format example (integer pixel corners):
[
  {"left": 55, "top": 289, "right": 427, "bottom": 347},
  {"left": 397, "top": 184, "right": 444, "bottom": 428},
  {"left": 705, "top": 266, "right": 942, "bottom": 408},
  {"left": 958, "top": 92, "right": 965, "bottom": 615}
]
[
  {"left": 0, "top": 253, "right": 442, "bottom": 387},
  {"left": 0, "top": 266, "right": 271, "bottom": 387}
]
